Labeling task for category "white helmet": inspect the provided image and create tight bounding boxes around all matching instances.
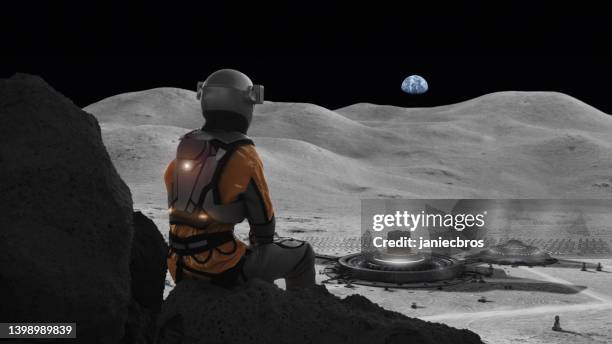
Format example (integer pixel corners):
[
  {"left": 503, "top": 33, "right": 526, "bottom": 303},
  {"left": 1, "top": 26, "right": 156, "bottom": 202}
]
[{"left": 197, "top": 69, "right": 264, "bottom": 134}]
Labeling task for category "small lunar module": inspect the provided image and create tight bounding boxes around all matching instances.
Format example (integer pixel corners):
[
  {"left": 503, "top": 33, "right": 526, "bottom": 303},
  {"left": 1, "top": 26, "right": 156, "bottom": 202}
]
[{"left": 467, "top": 239, "right": 558, "bottom": 267}]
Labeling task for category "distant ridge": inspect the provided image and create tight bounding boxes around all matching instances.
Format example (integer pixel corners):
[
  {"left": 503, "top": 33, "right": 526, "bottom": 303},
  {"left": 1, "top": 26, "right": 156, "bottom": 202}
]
[{"left": 85, "top": 89, "right": 612, "bottom": 220}]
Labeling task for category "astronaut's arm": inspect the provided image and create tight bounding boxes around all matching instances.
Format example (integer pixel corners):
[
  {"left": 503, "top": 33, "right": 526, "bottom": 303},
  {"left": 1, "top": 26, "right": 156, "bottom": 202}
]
[
  {"left": 164, "top": 160, "right": 176, "bottom": 192},
  {"left": 244, "top": 167, "right": 275, "bottom": 245}
]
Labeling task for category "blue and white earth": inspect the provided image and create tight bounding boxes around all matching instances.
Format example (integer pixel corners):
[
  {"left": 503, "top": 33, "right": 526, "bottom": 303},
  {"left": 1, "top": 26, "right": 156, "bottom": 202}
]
[{"left": 401, "top": 75, "right": 428, "bottom": 95}]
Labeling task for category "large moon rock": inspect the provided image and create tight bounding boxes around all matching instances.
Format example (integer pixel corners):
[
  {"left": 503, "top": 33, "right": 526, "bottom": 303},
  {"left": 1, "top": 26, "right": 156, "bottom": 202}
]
[
  {"left": 131, "top": 211, "right": 168, "bottom": 311},
  {"left": 157, "top": 279, "right": 483, "bottom": 344},
  {"left": 0, "top": 74, "right": 134, "bottom": 343},
  {"left": 124, "top": 211, "right": 168, "bottom": 344}
]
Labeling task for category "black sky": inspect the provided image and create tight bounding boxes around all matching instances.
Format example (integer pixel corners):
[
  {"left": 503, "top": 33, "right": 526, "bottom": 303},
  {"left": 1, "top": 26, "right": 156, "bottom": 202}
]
[{"left": 2, "top": 3, "right": 611, "bottom": 112}]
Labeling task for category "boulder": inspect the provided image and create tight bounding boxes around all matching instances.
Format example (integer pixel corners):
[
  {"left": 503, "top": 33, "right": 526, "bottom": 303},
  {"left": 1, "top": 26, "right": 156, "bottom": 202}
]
[
  {"left": 0, "top": 74, "right": 133, "bottom": 343},
  {"left": 123, "top": 211, "right": 168, "bottom": 344},
  {"left": 158, "top": 279, "right": 483, "bottom": 344},
  {"left": 130, "top": 211, "right": 167, "bottom": 312}
]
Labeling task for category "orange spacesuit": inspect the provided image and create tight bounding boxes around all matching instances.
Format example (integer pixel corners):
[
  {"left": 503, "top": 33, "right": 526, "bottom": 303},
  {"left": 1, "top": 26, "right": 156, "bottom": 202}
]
[{"left": 165, "top": 141, "right": 274, "bottom": 281}]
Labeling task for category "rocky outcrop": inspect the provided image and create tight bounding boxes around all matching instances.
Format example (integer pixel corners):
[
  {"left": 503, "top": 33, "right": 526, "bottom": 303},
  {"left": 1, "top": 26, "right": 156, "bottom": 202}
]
[
  {"left": 123, "top": 211, "right": 168, "bottom": 344},
  {"left": 158, "top": 279, "right": 483, "bottom": 344},
  {"left": 0, "top": 73, "right": 136, "bottom": 343},
  {"left": 131, "top": 211, "right": 167, "bottom": 311}
]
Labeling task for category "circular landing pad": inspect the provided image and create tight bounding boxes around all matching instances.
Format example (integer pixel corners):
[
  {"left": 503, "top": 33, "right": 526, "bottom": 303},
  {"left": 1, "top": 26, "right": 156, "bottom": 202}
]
[{"left": 324, "top": 252, "right": 465, "bottom": 287}]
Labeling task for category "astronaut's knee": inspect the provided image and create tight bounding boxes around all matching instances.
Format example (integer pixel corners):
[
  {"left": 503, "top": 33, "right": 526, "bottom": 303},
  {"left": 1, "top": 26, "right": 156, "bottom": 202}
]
[{"left": 301, "top": 242, "right": 315, "bottom": 266}]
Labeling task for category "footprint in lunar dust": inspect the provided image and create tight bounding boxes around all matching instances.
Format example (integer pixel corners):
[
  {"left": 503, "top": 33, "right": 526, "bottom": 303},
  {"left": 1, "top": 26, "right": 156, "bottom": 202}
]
[
  {"left": 283, "top": 217, "right": 313, "bottom": 223},
  {"left": 288, "top": 228, "right": 324, "bottom": 234},
  {"left": 376, "top": 194, "right": 401, "bottom": 199}
]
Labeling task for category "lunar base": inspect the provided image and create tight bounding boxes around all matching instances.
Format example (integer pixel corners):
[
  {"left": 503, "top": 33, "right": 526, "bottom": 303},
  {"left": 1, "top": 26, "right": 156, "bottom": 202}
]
[{"left": 322, "top": 239, "right": 562, "bottom": 288}]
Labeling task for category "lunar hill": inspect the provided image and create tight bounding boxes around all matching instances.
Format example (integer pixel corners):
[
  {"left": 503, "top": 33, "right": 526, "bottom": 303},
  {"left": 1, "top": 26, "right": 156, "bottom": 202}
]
[{"left": 85, "top": 89, "right": 612, "bottom": 232}]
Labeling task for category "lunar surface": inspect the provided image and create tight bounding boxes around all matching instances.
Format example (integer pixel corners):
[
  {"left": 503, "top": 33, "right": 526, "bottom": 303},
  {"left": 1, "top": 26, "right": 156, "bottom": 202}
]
[{"left": 85, "top": 88, "right": 612, "bottom": 343}]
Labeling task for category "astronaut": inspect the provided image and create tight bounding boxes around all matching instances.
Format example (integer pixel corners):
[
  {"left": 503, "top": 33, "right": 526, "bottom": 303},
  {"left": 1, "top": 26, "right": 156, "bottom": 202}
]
[{"left": 165, "top": 69, "right": 315, "bottom": 290}]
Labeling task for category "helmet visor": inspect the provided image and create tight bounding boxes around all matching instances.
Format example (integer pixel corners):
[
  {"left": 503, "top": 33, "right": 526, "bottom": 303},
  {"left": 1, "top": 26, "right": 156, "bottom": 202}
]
[{"left": 196, "top": 83, "right": 264, "bottom": 104}]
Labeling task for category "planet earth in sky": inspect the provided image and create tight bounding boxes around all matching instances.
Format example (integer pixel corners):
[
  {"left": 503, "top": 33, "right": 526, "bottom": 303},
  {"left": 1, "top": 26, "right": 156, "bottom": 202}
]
[{"left": 401, "top": 75, "right": 428, "bottom": 95}]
